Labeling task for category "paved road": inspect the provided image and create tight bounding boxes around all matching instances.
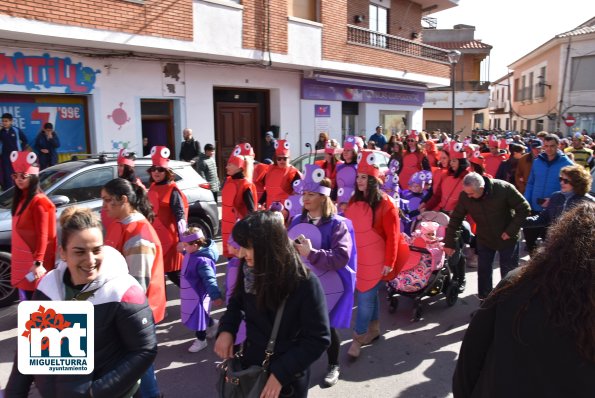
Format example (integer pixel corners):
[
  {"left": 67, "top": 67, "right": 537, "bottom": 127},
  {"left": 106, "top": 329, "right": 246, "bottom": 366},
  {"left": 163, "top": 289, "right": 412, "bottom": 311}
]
[{"left": 0, "top": 241, "right": 517, "bottom": 398}]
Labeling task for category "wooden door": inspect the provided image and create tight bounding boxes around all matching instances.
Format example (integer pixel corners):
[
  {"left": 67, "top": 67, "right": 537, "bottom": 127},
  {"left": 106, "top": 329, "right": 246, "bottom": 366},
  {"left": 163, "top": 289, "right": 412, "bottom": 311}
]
[{"left": 215, "top": 103, "right": 259, "bottom": 178}]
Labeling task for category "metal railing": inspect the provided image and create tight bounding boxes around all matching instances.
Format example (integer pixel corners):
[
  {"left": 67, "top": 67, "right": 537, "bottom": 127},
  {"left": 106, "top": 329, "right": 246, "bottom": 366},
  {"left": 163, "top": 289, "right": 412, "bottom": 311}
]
[
  {"left": 432, "top": 81, "right": 491, "bottom": 91},
  {"left": 347, "top": 24, "right": 450, "bottom": 64}
]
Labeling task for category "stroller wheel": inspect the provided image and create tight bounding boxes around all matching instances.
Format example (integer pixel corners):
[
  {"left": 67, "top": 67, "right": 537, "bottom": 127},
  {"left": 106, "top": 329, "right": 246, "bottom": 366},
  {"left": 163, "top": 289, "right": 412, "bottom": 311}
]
[
  {"left": 388, "top": 297, "right": 399, "bottom": 314},
  {"left": 446, "top": 284, "right": 458, "bottom": 307}
]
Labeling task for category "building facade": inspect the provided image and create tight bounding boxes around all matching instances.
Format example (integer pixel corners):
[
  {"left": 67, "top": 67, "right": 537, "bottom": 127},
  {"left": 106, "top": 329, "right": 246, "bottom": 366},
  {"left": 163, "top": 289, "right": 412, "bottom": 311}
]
[{"left": 0, "top": 0, "right": 458, "bottom": 174}]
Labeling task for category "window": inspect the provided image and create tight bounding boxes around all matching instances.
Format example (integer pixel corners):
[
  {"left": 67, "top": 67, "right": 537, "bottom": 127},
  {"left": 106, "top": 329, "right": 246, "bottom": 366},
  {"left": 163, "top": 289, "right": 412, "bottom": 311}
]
[
  {"left": 369, "top": 3, "right": 388, "bottom": 47},
  {"left": 536, "top": 66, "right": 547, "bottom": 98},
  {"left": 514, "top": 78, "right": 521, "bottom": 101},
  {"left": 570, "top": 55, "right": 595, "bottom": 91},
  {"left": 52, "top": 167, "right": 115, "bottom": 203},
  {"left": 288, "top": 0, "right": 317, "bottom": 21},
  {"left": 528, "top": 72, "right": 534, "bottom": 100}
]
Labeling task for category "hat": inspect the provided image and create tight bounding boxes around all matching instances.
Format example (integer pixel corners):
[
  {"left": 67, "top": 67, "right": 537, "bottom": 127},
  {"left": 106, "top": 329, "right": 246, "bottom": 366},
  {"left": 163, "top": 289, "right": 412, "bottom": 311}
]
[
  {"left": 343, "top": 135, "right": 364, "bottom": 154},
  {"left": 425, "top": 140, "right": 437, "bottom": 152},
  {"left": 408, "top": 130, "right": 420, "bottom": 141},
  {"left": 150, "top": 146, "right": 170, "bottom": 167},
  {"left": 10, "top": 151, "right": 39, "bottom": 175},
  {"left": 227, "top": 143, "right": 255, "bottom": 168},
  {"left": 301, "top": 164, "right": 331, "bottom": 196},
  {"left": 419, "top": 221, "right": 440, "bottom": 235},
  {"left": 274, "top": 139, "right": 290, "bottom": 157},
  {"left": 529, "top": 139, "right": 542, "bottom": 149},
  {"left": 408, "top": 170, "right": 432, "bottom": 188},
  {"left": 573, "top": 132, "right": 584, "bottom": 141},
  {"left": 356, "top": 150, "right": 381, "bottom": 178},
  {"left": 180, "top": 229, "right": 205, "bottom": 243},
  {"left": 488, "top": 135, "right": 499, "bottom": 148},
  {"left": 324, "top": 140, "right": 341, "bottom": 155},
  {"left": 265, "top": 131, "right": 274, "bottom": 138},
  {"left": 469, "top": 150, "right": 485, "bottom": 167},
  {"left": 498, "top": 138, "right": 510, "bottom": 150},
  {"left": 448, "top": 141, "right": 467, "bottom": 159},
  {"left": 117, "top": 148, "right": 135, "bottom": 167}
]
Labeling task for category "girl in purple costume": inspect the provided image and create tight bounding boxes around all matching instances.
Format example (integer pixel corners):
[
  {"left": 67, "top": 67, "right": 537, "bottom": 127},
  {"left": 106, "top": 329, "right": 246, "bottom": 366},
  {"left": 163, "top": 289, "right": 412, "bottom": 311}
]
[
  {"left": 224, "top": 235, "right": 247, "bottom": 346},
  {"left": 180, "top": 227, "right": 223, "bottom": 353},
  {"left": 400, "top": 170, "right": 432, "bottom": 235},
  {"left": 288, "top": 165, "right": 356, "bottom": 387},
  {"left": 336, "top": 135, "right": 362, "bottom": 213}
]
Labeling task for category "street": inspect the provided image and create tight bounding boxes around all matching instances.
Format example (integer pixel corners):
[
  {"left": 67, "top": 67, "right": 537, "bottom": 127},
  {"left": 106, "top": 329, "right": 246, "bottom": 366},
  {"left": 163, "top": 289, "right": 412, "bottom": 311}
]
[{"left": 0, "top": 235, "right": 519, "bottom": 398}]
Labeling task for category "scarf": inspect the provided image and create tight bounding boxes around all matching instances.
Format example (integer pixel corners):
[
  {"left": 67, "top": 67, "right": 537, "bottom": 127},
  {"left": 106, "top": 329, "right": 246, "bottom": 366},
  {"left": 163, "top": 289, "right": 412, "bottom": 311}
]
[{"left": 243, "top": 262, "right": 256, "bottom": 294}]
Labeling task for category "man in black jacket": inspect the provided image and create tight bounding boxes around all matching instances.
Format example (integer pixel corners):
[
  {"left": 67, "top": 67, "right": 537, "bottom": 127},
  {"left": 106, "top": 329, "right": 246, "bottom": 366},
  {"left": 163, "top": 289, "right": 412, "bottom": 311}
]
[
  {"left": 444, "top": 172, "right": 530, "bottom": 300},
  {"left": 179, "top": 128, "right": 200, "bottom": 164}
]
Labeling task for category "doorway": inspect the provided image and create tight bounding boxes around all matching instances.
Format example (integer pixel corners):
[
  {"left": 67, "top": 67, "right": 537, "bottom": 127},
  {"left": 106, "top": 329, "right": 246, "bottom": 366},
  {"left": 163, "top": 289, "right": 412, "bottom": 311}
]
[{"left": 141, "top": 99, "right": 174, "bottom": 158}]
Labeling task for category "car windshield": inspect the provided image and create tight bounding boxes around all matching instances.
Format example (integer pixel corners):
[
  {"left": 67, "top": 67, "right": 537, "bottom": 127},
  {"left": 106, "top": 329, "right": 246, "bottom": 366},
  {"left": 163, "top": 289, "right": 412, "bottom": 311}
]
[{"left": 0, "top": 167, "right": 74, "bottom": 209}]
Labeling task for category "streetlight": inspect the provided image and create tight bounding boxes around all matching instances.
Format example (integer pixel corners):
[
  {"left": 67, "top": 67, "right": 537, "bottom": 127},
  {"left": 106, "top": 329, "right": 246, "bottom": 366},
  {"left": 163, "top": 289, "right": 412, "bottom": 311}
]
[{"left": 448, "top": 50, "right": 461, "bottom": 137}]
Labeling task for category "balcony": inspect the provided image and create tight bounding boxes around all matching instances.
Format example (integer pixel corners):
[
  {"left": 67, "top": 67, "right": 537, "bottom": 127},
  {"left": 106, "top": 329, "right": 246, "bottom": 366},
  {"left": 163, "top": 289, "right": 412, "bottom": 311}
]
[
  {"left": 431, "top": 81, "right": 491, "bottom": 91},
  {"left": 347, "top": 25, "right": 450, "bottom": 64}
]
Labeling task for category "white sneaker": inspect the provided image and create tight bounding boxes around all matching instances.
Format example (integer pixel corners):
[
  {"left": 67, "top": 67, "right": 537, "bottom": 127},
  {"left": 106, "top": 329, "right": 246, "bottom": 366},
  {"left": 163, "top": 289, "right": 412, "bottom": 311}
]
[
  {"left": 206, "top": 319, "right": 219, "bottom": 339},
  {"left": 188, "top": 339, "right": 208, "bottom": 353}
]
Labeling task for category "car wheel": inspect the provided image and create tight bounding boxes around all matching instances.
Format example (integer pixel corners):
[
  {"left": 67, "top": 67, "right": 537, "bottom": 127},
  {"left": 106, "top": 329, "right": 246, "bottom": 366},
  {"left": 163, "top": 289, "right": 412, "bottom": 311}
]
[
  {"left": 0, "top": 252, "right": 17, "bottom": 308},
  {"left": 189, "top": 217, "right": 214, "bottom": 240}
]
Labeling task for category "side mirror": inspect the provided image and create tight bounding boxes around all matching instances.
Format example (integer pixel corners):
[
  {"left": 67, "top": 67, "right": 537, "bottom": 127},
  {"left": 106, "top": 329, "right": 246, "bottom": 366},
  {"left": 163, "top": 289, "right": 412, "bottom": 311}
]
[{"left": 49, "top": 195, "right": 70, "bottom": 207}]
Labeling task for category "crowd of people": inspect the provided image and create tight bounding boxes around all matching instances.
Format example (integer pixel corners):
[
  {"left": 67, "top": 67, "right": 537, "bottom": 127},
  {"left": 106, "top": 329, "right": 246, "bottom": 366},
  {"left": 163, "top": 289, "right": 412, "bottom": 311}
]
[{"left": 4, "top": 122, "right": 595, "bottom": 397}]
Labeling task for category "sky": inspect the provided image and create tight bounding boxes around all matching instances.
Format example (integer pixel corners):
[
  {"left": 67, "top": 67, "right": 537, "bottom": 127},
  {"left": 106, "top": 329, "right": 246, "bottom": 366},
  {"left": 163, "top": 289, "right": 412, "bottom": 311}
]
[{"left": 431, "top": 0, "right": 595, "bottom": 81}]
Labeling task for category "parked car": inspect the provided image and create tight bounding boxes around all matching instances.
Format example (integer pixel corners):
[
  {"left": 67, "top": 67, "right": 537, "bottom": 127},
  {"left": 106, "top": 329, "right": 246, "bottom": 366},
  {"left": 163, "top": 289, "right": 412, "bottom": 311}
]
[
  {"left": 291, "top": 148, "right": 390, "bottom": 175},
  {"left": 0, "top": 155, "right": 219, "bottom": 307}
]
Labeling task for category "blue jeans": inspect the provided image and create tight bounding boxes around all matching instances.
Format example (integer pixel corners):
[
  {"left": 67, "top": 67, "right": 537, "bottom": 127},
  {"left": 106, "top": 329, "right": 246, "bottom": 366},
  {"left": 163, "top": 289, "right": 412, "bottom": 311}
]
[
  {"left": 476, "top": 241, "right": 519, "bottom": 299},
  {"left": 138, "top": 363, "right": 160, "bottom": 398},
  {"left": 354, "top": 281, "right": 382, "bottom": 335}
]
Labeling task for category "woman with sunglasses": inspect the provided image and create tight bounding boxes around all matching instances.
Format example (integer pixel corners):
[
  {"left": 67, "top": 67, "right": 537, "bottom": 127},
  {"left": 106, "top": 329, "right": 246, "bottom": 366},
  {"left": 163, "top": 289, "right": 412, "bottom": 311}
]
[
  {"left": 259, "top": 139, "right": 301, "bottom": 209},
  {"left": 524, "top": 164, "right": 594, "bottom": 231},
  {"left": 400, "top": 130, "right": 430, "bottom": 190},
  {"left": 9, "top": 151, "right": 57, "bottom": 300},
  {"left": 147, "top": 146, "right": 188, "bottom": 287}
]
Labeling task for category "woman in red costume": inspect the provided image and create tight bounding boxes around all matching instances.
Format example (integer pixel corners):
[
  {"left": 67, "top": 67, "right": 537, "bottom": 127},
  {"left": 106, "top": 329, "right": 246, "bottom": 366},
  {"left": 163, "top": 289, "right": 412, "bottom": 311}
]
[
  {"left": 425, "top": 139, "right": 439, "bottom": 168},
  {"left": 400, "top": 130, "right": 429, "bottom": 190},
  {"left": 10, "top": 151, "right": 56, "bottom": 300},
  {"left": 147, "top": 146, "right": 188, "bottom": 287},
  {"left": 260, "top": 139, "right": 301, "bottom": 208},
  {"left": 221, "top": 143, "right": 257, "bottom": 258},
  {"left": 344, "top": 150, "right": 400, "bottom": 359}
]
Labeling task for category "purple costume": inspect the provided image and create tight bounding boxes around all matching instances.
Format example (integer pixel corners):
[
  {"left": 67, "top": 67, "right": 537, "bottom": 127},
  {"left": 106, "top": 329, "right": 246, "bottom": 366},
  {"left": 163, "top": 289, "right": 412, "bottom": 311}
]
[
  {"left": 180, "top": 240, "right": 221, "bottom": 331},
  {"left": 336, "top": 163, "right": 357, "bottom": 205},
  {"left": 288, "top": 215, "right": 356, "bottom": 329}
]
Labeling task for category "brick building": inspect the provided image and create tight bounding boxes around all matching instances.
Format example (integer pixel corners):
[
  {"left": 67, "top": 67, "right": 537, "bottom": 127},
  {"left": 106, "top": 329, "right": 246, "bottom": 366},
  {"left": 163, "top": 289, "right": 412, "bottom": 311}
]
[{"left": 0, "top": 0, "right": 457, "bottom": 172}]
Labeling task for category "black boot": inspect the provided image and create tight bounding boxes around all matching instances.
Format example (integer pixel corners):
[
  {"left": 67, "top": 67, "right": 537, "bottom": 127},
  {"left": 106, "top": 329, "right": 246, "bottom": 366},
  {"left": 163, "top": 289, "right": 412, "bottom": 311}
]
[{"left": 456, "top": 254, "right": 467, "bottom": 293}]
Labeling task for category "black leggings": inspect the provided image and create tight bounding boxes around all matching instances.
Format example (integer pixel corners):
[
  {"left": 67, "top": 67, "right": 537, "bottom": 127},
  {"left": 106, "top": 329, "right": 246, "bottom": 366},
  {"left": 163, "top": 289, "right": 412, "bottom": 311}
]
[
  {"left": 326, "top": 328, "right": 340, "bottom": 366},
  {"left": 166, "top": 271, "right": 181, "bottom": 287}
]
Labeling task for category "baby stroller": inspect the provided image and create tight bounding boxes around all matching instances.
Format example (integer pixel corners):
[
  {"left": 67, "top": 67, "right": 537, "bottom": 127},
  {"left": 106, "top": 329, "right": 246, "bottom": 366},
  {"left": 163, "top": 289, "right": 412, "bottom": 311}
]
[{"left": 386, "top": 211, "right": 459, "bottom": 321}]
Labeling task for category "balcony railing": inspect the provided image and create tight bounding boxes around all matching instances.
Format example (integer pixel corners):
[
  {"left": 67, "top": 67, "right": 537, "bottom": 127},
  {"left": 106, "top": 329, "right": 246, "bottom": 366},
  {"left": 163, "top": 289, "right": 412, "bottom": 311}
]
[
  {"left": 432, "top": 81, "right": 491, "bottom": 91},
  {"left": 347, "top": 24, "right": 450, "bottom": 64}
]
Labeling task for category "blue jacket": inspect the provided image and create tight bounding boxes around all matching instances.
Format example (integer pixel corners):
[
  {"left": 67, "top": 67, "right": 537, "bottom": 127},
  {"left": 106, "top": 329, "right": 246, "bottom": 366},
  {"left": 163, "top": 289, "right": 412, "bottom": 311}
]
[
  {"left": 524, "top": 150, "right": 573, "bottom": 211},
  {"left": 34, "top": 131, "right": 61, "bottom": 169}
]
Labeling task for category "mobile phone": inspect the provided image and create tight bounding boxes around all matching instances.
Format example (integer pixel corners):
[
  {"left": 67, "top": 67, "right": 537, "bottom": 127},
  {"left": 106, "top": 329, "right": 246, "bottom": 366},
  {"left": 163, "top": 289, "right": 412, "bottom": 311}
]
[{"left": 25, "top": 272, "right": 36, "bottom": 282}]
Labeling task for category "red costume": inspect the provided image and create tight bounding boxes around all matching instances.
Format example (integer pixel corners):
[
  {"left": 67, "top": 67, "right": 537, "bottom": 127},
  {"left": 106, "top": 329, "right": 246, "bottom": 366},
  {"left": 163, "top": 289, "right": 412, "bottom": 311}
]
[{"left": 263, "top": 139, "right": 300, "bottom": 208}]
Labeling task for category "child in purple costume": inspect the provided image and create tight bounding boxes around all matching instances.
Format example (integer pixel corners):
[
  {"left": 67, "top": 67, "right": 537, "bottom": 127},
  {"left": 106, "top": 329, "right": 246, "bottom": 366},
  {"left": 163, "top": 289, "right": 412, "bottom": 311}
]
[{"left": 180, "top": 227, "right": 223, "bottom": 353}]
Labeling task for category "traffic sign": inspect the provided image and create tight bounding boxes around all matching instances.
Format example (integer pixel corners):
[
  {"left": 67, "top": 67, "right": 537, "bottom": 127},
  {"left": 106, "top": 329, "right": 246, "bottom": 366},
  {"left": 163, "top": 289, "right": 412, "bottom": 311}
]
[{"left": 564, "top": 115, "right": 576, "bottom": 127}]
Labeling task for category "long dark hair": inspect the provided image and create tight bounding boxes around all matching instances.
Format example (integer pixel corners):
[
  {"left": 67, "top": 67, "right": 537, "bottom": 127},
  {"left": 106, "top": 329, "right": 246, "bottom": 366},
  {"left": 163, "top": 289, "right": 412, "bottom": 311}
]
[
  {"left": 11, "top": 174, "right": 41, "bottom": 216},
  {"left": 449, "top": 158, "right": 469, "bottom": 178},
  {"left": 350, "top": 173, "right": 383, "bottom": 222},
  {"left": 490, "top": 201, "right": 595, "bottom": 362},
  {"left": 232, "top": 211, "right": 309, "bottom": 311},
  {"left": 119, "top": 164, "right": 138, "bottom": 183},
  {"left": 103, "top": 178, "right": 155, "bottom": 222}
]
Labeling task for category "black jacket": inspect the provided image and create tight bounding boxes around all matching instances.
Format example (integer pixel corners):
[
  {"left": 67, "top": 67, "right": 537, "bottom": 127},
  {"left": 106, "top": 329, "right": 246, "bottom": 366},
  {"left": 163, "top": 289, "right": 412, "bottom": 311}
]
[
  {"left": 179, "top": 138, "right": 200, "bottom": 162},
  {"left": 219, "top": 270, "right": 330, "bottom": 386},
  {"left": 6, "top": 247, "right": 157, "bottom": 398},
  {"left": 524, "top": 191, "right": 595, "bottom": 229},
  {"left": 453, "top": 269, "right": 595, "bottom": 397}
]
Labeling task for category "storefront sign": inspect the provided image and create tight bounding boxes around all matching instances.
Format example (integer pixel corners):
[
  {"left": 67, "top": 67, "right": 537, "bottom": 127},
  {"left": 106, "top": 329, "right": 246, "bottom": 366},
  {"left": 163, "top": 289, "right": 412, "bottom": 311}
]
[
  {"left": 314, "top": 104, "right": 330, "bottom": 137},
  {"left": 0, "top": 52, "right": 100, "bottom": 94},
  {"left": 302, "top": 78, "right": 424, "bottom": 106}
]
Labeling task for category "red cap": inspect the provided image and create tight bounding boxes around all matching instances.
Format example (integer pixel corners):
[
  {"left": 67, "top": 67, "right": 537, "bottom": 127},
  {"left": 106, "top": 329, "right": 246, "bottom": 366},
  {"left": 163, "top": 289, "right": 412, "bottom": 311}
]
[
  {"left": 275, "top": 139, "right": 290, "bottom": 157},
  {"left": 469, "top": 150, "right": 485, "bottom": 166},
  {"left": 150, "top": 146, "right": 170, "bottom": 167},
  {"left": 498, "top": 138, "right": 509, "bottom": 150},
  {"left": 232, "top": 143, "right": 255, "bottom": 157},
  {"left": 448, "top": 141, "right": 467, "bottom": 159},
  {"left": 488, "top": 135, "right": 499, "bottom": 148},
  {"left": 408, "top": 130, "right": 420, "bottom": 141},
  {"left": 117, "top": 148, "right": 135, "bottom": 167},
  {"left": 356, "top": 150, "right": 381, "bottom": 178},
  {"left": 10, "top": 151, "right": 39, "bottom": 175}
]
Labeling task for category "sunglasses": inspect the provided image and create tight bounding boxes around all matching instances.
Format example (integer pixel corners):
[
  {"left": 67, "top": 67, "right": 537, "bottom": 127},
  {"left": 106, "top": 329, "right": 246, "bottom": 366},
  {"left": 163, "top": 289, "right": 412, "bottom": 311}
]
[
  {"left": 559, "top": 177, "right": 571, "bottom": 184},
  {"left": 11, "top": 173, "right": 30, "bottom": 180},
  {"left": 277, "top": 157, "right": 288, "bottom": 161},
  {"left": 149, "top": 167, "right": 166, "bottom": 172},
  {"left": 407, "top": 139, "right": 417, "bottom": 142}
]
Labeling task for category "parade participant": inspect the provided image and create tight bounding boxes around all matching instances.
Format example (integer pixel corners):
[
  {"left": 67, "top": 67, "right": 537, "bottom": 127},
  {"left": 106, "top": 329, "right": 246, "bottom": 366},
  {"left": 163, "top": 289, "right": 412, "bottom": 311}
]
[
  {"left": 425, "top": 139, "right": 439, "bottom": 168},
  {"left": 380, "top": 159, "right": 401, "bottom": 203},
  {"left": 33, "top": 122, "right": 60, "bottom": 170},
  {"left": 315, "top": 139, "right": 342, "bottom": 190},
  {"left": 215, "top": 211, "right": 331, "bottom": 398},
  {"left": 288, "top": 166, "right": 356, "bottom": 387},
  {"left": 260, "top": 139, "right": 301, "bottom": 208},
  {"left": 6, "top": 207, "right": 157, "bottom": 398},
  {"left": 565, "top": 132, "right": 593, "bottom": 169},
  {"left": 336, "top": 136, "right": 363, "bottom": 212},
  {"left": 468, "top": 150, "right": 492, "bottom": 177},
  {"left": 221, "top": 144, "right": 257, "bottom": 257},
  {"left": 453, "top": 202, "right": 595, "bottom": 398},
  {"left": 523, "top": 134, "right": 573, "bottom": 254},
  {"left": 9, "top": 151, "right": 56, "bottom": 300},
  {"left": 0, "top": 113, "right": 29, "bottom": 190},
  {"left": 445, "top": 172, "right": 530, "bottom": 301},
  {"left": 483, "top": 135, "right": 509, "bottom": 177},
  {"left": 224, "top": 235, "right": 246, "bottom": 346},
  {"left": 101, "top": 148, "right": 145, "bottom": 232},
  {"left": 344, "top": 150, "right": 399, "bottom": 358},
  {"left": 400, "top": 130, "right": 429, "bottom": 190},
  {"left": 147, "top": 146, "right": 189, "bottom": 287},
  {"left": 102, "top": 177, "right": 166, "bottom": 398},
  {"left": 401, "top": 171, "right": 431, "bottom": 235},
  {"left": 179, "top": 227, "right": 223, "bottom": 353},
  {"left": 524, "top": 164, "right": 594, "bottom": 230}
]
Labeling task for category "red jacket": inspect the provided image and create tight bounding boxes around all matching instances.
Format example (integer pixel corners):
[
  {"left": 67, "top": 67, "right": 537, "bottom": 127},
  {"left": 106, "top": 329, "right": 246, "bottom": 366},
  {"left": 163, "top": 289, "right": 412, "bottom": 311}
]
[
  {"left": 11, "top": 193, "right": 57, "bottom": 290},
  {"left": 221, "top": 176, "right": 257, "bottom": 257},
  {"left": 426, "top": 169, "right": 469, "bottom": 213},
  {"left": 264, "top": 165, "right": 300, "bottom": 208}
]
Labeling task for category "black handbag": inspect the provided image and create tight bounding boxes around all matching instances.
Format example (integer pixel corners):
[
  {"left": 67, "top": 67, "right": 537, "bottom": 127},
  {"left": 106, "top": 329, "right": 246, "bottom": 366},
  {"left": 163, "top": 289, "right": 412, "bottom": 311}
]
[{"left": 216, "top": 299, "right": 287, "bottom": 398}]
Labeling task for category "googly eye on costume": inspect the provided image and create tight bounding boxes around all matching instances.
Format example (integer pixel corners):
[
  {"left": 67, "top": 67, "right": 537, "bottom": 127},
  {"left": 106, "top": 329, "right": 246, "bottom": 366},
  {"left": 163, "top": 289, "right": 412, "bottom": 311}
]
[
  {"left": 337, "top": 187, "right": 344, "bottom": 197},
  {"left": 233, "top": 147, "right": 242, "bottom": 156},
  {"left": 366, "top": 154, "right": 375, "bottom": 165},
  {"left": 419, "top": 173, "right": 427, "bottom": 181},
  {"left": 326, "top": 142, "right": 332, "bottom": 149},
  {"left": 311, "top": 169, "right": 325, "bottom": 182},
  {"left": 293, "top": 180, "right": 301, "bottom": 188},
  {"left": 453, "top": 143, "right": 463, "bottom": 152},
  {"left": 284, "top": 199, "right": 292, "bottom": 210},
  {"left": 26, "top": 152, "right": 37, "bottom": 164},
  {"left": 390, "top": 166, "right": 397, "bottom": 174},
  {"left": 357, "top": 152, "right": 363, "bottom": 163},
  {"left": 474, "top": 151, "right": 481, "bottom": 158},
  {"left": 160, "top": 147, "right": 170, "bottom": 158},
  {"left": 274, "top": 141, "right": 279, "bottom": 149},
  {"left": 299, "top": 196, "right": 304, "bottom": 206},
  {"left": 283, "top": 141, "right": 290, "bottom": 149},
  {"left": 392, "top": 175, "right": 399, "bottom": 184},
  {"left": 150, "top": 147, "right": 157, "bottom": 155},
  {"left": 10, "top": 151, "right": 18, "bottom": 162},
  {"left": 347, "top": 137, "right": 354, "bottom": 143},
  {"left": 244, "top": 143, "right": 252, "bottom": 151}
]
